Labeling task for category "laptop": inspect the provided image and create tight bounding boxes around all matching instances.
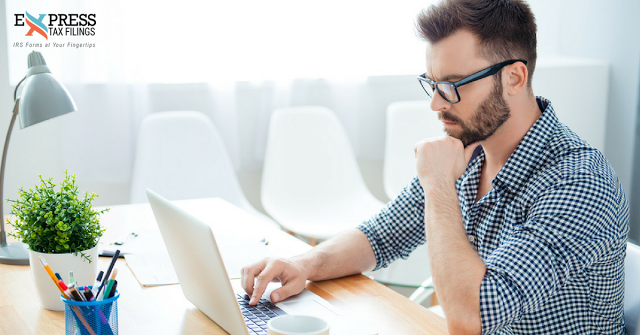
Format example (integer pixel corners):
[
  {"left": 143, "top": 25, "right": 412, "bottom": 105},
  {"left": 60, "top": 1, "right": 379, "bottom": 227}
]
[{"left": 146, "top": 189, "right": 376, "bottom": 335}]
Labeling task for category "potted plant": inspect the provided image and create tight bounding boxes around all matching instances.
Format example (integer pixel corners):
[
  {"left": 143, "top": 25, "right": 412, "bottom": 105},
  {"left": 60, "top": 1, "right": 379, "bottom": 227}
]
[{"left": 6, "top": 171, "right": 108, "bottom": 310}]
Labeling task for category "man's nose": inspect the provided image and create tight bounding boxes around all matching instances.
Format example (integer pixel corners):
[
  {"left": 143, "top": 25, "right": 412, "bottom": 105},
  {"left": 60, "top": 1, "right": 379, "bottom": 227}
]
[{"left": 430, "top": 90, "right": 451, "bottom": 112}]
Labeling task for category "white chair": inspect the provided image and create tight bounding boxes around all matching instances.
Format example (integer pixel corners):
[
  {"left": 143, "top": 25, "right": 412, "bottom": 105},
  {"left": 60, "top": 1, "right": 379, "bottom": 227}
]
[
  {"left": 383, "top": 100, "right": 444, "bottom": 200},
  {"left": 376, "top": 101, "right": 443, "bottom": 294},
  {"left": 130, "top": 111, "right": 276, "bottom": 226},
  {"left": 261, "top": 106, "right": 385, "bottom": 242},
  {"left": 625, "top": 242, "right": 640, "bottom": 335}
]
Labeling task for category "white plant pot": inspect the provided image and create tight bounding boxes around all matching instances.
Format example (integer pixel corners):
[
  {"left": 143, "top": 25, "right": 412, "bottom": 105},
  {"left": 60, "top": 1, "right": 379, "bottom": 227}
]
[{"left": 29, "top": 245, "right": 99, "bottom": 311}]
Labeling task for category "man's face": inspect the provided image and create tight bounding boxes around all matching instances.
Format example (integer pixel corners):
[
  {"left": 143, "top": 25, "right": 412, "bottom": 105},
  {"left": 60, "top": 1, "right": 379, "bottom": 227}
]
[{"left": 425, "top": 30, "right": 511, "bottom": 146}]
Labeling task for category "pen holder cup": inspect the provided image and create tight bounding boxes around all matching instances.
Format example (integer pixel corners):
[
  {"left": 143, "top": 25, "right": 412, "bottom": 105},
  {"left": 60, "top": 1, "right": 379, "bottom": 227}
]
[{"left": 61, "top": 289, "right": 119, "bottom": 335}]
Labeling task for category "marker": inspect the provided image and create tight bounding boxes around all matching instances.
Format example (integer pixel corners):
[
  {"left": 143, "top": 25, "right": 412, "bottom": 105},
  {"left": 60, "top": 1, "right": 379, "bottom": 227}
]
[
  {"left": 68, "top": 283, "right": 86, "bottom": 301},
  {"left": 38, "top": 256, "right": 69, "bottom": 299},
  {"left": 95, "top": 250, "right": 119, "bottom": 301},
  {"left": 83, "top": 286, "right": 94, "bottom": 301},
  {"left": 106, "top": 280, "right": 118, "bottom": 299},
  {"left": 55, "top": 272, "right": 62, "bottom": 281},
  {"left": 67, "top": 283, "right": 100, "bottom": 335},
  {"left": 100, "top": 268, "right": 118, "bottom": 301},
  {"left": 90, "top": 271, "right": 104, "bottom": 300},
  {"left": 83, "top": 285, "right": 108, "bottom": 326}
]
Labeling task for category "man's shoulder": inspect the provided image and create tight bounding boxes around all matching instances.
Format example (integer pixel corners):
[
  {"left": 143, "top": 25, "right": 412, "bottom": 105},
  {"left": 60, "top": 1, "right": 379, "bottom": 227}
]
[
  {"left": 522, "top": 121, "right": 623, "bottom": 201},
  {"left": 548, "top": 123, "right": 614, "bottom": 177}
]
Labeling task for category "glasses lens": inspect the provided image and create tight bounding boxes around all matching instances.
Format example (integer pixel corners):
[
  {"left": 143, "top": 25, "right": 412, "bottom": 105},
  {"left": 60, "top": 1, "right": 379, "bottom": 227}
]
[
  {"left": 436, "top": 83, "right": 459, "bottom": 103},
  {"left": 419, "top": 80, "right": 434, "bottom": 98}
]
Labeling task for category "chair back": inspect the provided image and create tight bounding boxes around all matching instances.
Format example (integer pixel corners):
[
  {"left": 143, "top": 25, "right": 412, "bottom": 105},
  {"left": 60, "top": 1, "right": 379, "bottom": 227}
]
[
  {"left": 626, "top": 242, "right": 640, "bottom": 335},
  {"left": 261, "top": 106, "right": 382, "bottom": 239},
  {"left": 130, "top": 111, "right": 250, "bottom": 211},
  {"left": 384, "top": 101, "right": 443, "bottom": 199}
]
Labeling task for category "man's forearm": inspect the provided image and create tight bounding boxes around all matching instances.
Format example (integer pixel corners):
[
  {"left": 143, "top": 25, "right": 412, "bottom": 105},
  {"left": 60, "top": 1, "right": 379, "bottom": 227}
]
[
  {"left": 291, "top": 228, "right": 377, "bottom": 282},
  {"left": 424, "top": 182, "right": 485, "bottom": 334}
]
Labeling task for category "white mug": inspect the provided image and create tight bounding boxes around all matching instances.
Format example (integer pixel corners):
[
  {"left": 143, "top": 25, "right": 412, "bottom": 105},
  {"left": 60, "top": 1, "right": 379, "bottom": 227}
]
[{"left": 267, "top": 315, "right": 329, "bottom": 335}]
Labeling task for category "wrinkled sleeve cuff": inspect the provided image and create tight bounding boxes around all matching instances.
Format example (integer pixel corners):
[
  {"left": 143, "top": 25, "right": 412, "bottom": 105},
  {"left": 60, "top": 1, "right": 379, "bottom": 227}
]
[
  {"left": 480, "top": 268, "right": 523, "bottom": 334},
  {"left": 357, "top": 221, "right": 386, "bottom": 271}
]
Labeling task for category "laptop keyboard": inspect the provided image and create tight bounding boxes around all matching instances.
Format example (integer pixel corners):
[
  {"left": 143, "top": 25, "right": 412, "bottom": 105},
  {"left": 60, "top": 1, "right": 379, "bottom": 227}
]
[{"left": 237, "top": 294, "right": 288, "bottom": 335}]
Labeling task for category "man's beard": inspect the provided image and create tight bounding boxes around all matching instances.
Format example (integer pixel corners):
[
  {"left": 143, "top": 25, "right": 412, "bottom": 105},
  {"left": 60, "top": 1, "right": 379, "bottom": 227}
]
[{"left": 439, "top": 77, "right": 511, "bottom": 147}]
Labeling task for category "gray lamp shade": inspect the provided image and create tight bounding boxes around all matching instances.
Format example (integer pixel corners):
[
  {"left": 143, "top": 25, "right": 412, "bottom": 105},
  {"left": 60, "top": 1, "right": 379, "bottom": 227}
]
[
  {"left": 0, "top": 51, "right": 77, "bottom": 265},
  {"left": 18, "top": 52, "right": 77, "bottom": 128}
]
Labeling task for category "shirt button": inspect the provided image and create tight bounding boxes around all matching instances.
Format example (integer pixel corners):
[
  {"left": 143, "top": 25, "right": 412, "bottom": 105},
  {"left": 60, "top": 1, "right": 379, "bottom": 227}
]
[{"left": 468, "top": 235, "right": 475, "bottom": 243}]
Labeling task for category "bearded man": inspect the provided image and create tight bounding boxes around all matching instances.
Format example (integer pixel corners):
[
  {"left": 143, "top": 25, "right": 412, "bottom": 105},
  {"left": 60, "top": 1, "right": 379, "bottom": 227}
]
[{"left": 241, "top": 1, "right": 629, "bottom": 334}]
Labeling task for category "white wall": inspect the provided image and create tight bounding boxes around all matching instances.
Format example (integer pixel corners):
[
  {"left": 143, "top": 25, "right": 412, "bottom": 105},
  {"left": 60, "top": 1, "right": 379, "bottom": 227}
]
[
  {"left": 529, "top": 0, "right": 640, "bottom": 241},
  {"left": 0, "top": 0, "right": 9, "bottom": 132}
]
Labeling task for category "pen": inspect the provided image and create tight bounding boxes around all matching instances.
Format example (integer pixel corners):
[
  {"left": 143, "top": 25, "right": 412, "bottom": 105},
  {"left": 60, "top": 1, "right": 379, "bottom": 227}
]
[
  {"left": 38, "top": 256, "right": 69, "bottom": 299},
  {"left": 95, "top": 250, "right": 119, "bottom": 301},
  {"left": 55, "top": 272, "right": 62, "bottom": 281},
  {"left": 90, "top": 271, "right": 104, "bottom": 300},
  {"left": 112, "top": 231, "right": 138, "bottom": 245},
  {"left": 69, "top": 271, "right": 75, "bottom": 285},
  {"left": 99, "top": 268, "right": 118, "bottom": 301}
]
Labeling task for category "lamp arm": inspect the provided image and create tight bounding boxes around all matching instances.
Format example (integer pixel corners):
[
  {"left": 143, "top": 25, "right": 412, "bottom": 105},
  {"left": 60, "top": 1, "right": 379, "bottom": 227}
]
[
  {"left": 0, "top": 99, "right": 20, "bottom": 247},
  {"left": 0, "top": 76, "right": 26, "bottom": 247},
  {"left": 13, "top": 76, "right": 26, "bottom": 101}
]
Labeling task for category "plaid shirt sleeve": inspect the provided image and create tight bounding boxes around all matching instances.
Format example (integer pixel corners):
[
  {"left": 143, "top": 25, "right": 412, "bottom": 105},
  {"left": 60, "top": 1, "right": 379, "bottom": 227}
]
[
  {"left": 479, "top": 170, "right": 629, "bottom": 334},
  {"left": 358, "top": 176, "right": 425, "bottom": 271}
]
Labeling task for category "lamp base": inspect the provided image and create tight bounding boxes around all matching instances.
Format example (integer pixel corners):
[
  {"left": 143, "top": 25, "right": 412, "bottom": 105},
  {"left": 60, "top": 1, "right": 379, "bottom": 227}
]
[{"left": 0, "top": 242, "right": 30, "bottom": 265}]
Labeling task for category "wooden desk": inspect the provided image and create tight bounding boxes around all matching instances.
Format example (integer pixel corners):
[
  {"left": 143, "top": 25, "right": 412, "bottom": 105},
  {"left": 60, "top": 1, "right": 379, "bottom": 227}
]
[{"left": 0, "top": 198, "right": 447, "bottom": 335}]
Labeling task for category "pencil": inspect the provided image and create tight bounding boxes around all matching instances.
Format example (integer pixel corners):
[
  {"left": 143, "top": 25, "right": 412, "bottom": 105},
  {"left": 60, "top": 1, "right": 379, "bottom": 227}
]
[{"left": 38, "top": 256, "right": 69, "bottom": 299}]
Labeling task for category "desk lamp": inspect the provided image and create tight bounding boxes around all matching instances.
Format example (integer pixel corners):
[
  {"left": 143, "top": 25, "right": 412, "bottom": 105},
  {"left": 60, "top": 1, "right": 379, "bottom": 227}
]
[{"left": 0, "top": 51, "right": 77, "bottom": 265}]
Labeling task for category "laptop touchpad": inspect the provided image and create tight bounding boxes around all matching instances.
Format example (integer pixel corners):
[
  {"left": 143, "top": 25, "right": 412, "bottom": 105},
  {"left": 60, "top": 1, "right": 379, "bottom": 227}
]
[{"left": 278, "top": 300, "right": 338, "bottom": 321}]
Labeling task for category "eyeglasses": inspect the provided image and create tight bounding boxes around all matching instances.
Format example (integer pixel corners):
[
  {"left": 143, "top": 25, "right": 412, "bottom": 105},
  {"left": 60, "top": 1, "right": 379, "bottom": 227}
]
[{"left": 417, "top": 59, "right": 527, "bottom": 103}]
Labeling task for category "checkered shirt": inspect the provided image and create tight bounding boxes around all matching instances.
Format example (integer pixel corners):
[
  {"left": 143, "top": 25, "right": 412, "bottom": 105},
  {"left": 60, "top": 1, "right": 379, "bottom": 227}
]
[{"left": 358, "top": 97, "right": 629, "bottom": 334}]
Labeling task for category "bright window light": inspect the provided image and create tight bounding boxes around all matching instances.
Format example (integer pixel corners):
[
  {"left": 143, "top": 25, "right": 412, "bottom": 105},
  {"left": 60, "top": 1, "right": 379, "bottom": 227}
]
[{"left": 6, "top": 0, "right": 434, "bottom": 84}]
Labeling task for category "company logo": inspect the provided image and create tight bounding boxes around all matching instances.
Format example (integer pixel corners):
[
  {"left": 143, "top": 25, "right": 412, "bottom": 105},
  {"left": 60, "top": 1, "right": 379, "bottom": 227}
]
[
  {"left": 25, "top": 12, "right": 48, "bottom": 40},
  {"left": 14, "top": 12, "right": 96, "bottom": 40}
]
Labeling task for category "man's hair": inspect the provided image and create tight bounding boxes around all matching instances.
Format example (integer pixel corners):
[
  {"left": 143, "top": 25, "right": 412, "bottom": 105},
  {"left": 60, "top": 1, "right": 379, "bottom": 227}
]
[{"left": 417, "top": 0, "right": 537, "bottom": 87}]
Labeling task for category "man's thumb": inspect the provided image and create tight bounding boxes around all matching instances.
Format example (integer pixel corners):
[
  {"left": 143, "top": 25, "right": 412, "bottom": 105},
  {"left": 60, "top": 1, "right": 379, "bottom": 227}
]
[{"left": 270, "top": 286, "right": 295, "bottom": 303}]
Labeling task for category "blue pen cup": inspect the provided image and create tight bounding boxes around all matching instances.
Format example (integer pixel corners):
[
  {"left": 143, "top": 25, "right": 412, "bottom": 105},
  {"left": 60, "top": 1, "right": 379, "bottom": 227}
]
[{"left": 61, "top": 287, "right": 119, "bottom": 335}]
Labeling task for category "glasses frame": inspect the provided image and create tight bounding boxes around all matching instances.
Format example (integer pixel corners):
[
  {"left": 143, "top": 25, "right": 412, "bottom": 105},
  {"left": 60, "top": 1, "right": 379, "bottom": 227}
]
[{"left": 417, "top": 59, "right": 528, "bottom": 103}]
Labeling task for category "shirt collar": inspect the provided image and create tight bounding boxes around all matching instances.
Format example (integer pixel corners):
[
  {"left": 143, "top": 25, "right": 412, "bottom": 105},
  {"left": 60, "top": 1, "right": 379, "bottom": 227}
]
[{"left": 492, "top": 96, "right": 557, "bottom": 194}]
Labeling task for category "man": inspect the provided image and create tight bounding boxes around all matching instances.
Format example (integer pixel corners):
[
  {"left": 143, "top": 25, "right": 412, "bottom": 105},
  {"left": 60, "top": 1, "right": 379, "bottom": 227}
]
[{"left": 241, "top": 0, "right": 630, "bottom": 334}]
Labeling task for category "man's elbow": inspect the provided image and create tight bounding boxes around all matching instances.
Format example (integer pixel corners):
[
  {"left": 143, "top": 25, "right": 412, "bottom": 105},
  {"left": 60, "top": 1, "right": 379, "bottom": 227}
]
[{"left": 446, "top": 311, "right": 482, "bottom": 335}]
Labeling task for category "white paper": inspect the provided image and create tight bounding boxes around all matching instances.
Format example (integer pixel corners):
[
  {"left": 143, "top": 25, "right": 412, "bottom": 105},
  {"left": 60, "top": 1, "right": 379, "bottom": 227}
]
[{"left": 124, "top": 252, "right": 179, "bottom": 286}]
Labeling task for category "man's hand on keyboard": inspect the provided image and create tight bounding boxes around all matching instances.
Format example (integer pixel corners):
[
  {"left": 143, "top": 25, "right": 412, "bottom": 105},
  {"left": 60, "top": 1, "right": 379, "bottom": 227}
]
[{"left": 241, "top": 257, "right": 308, "bottom": 305}]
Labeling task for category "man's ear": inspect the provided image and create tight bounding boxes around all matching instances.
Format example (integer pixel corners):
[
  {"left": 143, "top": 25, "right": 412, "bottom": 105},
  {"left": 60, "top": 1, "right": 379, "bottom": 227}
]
[{"left": 505, "top": 62, "right": 528, "bottom": 96}]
